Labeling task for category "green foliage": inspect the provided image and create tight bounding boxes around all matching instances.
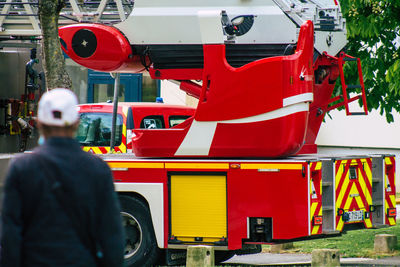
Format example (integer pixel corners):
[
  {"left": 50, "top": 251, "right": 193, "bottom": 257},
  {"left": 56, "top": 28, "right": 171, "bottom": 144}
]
[
  {"left": 339, "top": 0, "right": 400, "bottom": 122},
  {"left": 293, "top": 223, "right": 400, "bottom": 258}
]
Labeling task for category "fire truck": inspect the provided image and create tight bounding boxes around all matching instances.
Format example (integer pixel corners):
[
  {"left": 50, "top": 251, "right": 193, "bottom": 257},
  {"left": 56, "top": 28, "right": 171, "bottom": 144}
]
[
  {"left": 59, "top": 0, "right": 396, "bottom": 266},
  {"left": 77, "top": 102, "right": 195, "bottom": 154}
]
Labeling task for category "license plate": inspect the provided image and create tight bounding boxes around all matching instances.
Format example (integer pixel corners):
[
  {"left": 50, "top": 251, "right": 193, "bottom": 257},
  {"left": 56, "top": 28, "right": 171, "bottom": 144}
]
[{"left": 347, "top": 210, "right": 364, "bottom": 222}]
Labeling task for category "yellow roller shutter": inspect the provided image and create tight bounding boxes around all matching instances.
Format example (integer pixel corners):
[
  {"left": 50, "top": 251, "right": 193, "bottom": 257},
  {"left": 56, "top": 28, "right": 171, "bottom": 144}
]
[{"left": 170, "top": 175, "right": 227, "bottom": 243}]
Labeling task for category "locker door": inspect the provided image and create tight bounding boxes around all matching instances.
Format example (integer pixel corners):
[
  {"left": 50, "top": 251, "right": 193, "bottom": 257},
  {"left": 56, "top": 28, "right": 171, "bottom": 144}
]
[{"left": 170, "top": 174, "right": 227, "bottom": 244}]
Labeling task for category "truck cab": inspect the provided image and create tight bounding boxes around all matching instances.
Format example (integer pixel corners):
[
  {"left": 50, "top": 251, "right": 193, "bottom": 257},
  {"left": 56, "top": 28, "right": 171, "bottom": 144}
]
[{"left": 76, "top": 102, "right": 195, "bottom": 154}]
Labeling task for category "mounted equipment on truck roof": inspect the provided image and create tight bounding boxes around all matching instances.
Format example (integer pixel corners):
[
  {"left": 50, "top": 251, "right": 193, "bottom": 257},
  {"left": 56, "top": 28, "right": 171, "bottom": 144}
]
[{"left": 60, "top": 0, "right": 368, "bottom": 158}]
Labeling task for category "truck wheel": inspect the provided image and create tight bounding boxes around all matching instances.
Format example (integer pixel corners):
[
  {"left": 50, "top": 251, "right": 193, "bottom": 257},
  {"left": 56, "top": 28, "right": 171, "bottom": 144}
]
[
  {"left": 119, "top": 195, "right": 160, "bottom": 267},
  {"left": 215, "top": 251, "right": 236, "bottom": 264}
]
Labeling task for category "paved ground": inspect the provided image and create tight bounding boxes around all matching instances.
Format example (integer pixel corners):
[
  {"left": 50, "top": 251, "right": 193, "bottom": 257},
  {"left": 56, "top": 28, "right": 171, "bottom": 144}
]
[
  {"left": 222, "top": 204, "right": 400, "bottom": 266},
  {"left": 224, "top": 253, "right": 400, "bottom": 266},
  {"left": 225, "top": 253, "right": 311, "bottom": 265}
]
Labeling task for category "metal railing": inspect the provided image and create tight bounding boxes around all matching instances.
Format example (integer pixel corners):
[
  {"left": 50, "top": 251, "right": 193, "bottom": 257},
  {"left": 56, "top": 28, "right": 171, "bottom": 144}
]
[{"left": 0, "top": 0, "right": 134, "bottom": 37}]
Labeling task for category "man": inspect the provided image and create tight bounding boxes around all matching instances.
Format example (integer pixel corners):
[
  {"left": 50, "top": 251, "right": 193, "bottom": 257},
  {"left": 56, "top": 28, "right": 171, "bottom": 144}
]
[{"left": 1, "top": 88, "right": 125, "bottom": 266}]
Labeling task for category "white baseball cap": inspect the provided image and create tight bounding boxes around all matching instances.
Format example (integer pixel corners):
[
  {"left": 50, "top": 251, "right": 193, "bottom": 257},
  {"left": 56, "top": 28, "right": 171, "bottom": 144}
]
[{"left": 37, "top": 88, "right": 79, "bottom": 126}]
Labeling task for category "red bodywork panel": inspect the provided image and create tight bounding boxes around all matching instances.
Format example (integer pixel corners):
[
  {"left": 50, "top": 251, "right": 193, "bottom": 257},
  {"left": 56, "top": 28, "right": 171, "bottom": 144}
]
[
  {"left": 131, "top": 112, "right": 309, "bottom": 158},
  {"left": 149, "top": 68, "right": 203, "bottom": 81},
  {"left": 207, "top": 112, "right": 308, "bottom": 157},
  {"left": 132, "top": 21, "right": 314, "bottom": 158},
  {"left": 111, "top": 159, "right": 312, "bottom": 250},
  {"left": 385, "top": 156, "right": 396, "bottom": 226},
  {"left": 227, "top": 166, "right": 309, "bottom": 243},
  {"left": 59, "top": 24, "right": 147, "bottom": 72},
  {"left": 195, "top": 20, "right": 314, "bottom": 122}
]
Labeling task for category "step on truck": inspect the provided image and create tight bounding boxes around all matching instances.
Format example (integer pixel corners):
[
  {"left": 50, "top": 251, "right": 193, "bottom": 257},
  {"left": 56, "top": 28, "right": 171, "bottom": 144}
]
[{"left": 60, "top": 0, "right": 396, "bottom": 266}]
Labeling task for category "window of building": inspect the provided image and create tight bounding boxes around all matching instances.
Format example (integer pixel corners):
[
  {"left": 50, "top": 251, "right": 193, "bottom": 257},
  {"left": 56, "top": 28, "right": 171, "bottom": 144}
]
[
  {"left": 93, "top": 83, "right": 125, "bottom": 103},
  {"left": 142, "top": 75, "right": 159, "bottom": 102}
]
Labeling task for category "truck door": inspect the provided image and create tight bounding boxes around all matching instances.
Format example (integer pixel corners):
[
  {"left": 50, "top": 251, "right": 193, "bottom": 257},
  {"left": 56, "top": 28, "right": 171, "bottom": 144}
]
[
  {"left": 169, "top": 174, "right": 227, "bottom": 244},
  {"left": 335, "top": 158, "right": 373, "bottom": 231}
]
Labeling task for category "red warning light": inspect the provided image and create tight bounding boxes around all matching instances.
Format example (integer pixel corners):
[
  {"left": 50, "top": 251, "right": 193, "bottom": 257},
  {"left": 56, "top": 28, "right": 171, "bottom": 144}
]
[
  {"left": 337, "top": 208, "right": 344, "bottom": 216},
  {"left": 313, "top": 216, "right": 323, "bottom": 225},
  {"left": 387, "top": 208, "right": 396, "bottom": 217}
]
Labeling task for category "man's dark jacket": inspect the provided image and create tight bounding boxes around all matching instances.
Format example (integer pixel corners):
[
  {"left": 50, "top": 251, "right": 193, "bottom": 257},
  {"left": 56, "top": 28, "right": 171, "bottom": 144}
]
[{"left": 0, "top": 137, "right": 125, "bottom": 267}]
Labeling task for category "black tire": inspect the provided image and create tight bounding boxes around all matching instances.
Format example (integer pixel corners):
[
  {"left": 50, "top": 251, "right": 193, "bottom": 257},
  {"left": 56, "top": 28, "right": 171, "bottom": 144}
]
[
  {"left": 236, "top": 244, "right": 262, "bottom": 255},
  {"left": 215, "top": 251, "right": 236, "bottom": 264},
  {"left": 119, "top": 195, "right": 160, "bottom": 267}
]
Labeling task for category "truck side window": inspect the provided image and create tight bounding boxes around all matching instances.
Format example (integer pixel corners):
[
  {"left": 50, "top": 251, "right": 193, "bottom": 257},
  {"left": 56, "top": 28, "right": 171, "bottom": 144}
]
[
  {"left": 140, "top": 115, "right": 164, "bottom": 129},
  {"left": 77, "top": 113, "right": 123, "bottom": 146},
  {"left": 169, "top": 115, "right": 190, "bottom": 127}
]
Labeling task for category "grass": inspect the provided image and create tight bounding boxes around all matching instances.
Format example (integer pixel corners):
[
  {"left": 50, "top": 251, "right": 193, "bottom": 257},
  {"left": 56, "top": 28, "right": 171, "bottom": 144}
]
[
  {"left": 263, "top": 222, "right": 400, "bottom": 258},
  {"left": 159, "top": 222, "right": 400, "bottom": 266}
]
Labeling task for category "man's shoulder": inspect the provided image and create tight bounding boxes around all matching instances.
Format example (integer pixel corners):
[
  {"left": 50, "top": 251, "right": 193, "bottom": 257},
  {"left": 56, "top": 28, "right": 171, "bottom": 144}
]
[
  {"left": 79, "top": 151, "right": 111, "bottom": 173},
  {"left": 6, "top": 152, "right": 43, "bottom": 184},
  {"left": 81, "top": 150, "right": 108, "bottom": 164},
  {"left": 9, "top": 152, "right": 39, "bottom": 169},
  {"left": 37, "top": 144, "right": 109, "bottom": 172}
]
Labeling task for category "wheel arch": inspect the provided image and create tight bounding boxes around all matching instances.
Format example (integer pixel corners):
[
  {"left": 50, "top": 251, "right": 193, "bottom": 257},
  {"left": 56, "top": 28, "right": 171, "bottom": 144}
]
[{"left": 115, "top": 183, "right": 164, "bottom": 249}]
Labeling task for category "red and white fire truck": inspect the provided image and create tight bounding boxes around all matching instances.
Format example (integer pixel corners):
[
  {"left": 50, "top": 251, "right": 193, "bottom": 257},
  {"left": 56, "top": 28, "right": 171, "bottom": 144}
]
[{"left": 59, "top": 0, "right": 396, "bottom": 266}]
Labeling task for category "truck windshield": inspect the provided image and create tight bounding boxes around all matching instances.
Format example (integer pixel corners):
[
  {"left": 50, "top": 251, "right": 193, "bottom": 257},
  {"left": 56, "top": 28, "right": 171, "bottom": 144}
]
[{"left": 76, "top": 112, "right": 123, "bottom": 147}]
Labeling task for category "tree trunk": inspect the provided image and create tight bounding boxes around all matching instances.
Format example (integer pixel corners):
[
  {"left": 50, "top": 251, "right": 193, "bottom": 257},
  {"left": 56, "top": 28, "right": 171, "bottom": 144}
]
[{"left": 39, "top": 0, "right": 72, "bottom": 90}]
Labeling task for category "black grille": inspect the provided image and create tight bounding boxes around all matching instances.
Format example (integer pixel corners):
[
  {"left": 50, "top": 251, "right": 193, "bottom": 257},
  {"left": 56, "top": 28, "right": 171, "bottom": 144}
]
[{"left": 133, "top": 43, "right": 295, "bottom": 69}]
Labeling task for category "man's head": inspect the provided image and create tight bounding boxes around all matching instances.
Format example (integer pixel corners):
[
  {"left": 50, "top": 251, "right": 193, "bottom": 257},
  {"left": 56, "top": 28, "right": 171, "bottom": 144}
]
[{"left": 37, "top": 88, "right": 79, "bottom": 138}]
